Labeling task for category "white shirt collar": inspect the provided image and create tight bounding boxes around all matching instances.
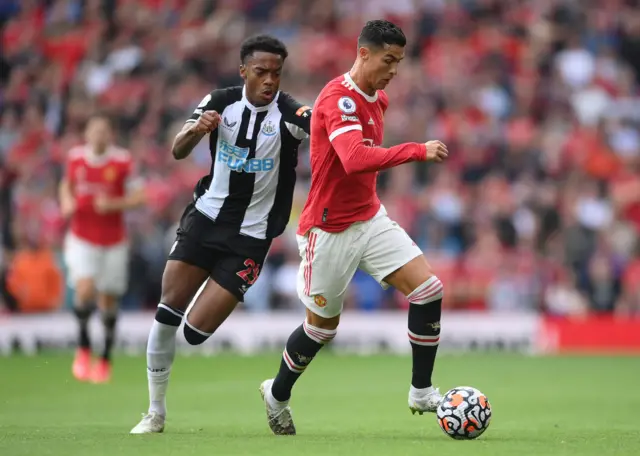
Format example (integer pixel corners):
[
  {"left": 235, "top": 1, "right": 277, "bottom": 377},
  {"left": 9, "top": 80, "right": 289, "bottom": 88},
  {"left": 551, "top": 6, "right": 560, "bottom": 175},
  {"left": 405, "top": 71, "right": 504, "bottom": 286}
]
[
  {"left": 344, "top": 72, "right": 378, "bottom": 103},
  {"left": 84, "top": 145, "right": 114, "bottom": 166},
  {"left": 242, "top": 85, "right": 280, "bottom": 112}
]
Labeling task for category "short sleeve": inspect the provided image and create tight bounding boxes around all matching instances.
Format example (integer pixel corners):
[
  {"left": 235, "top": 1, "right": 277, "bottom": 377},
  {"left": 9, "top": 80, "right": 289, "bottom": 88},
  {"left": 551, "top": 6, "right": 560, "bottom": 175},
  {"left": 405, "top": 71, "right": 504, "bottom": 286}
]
[
  {"left": 64, "top": 148, "right": 81, "bottom": 183},
  {"left": 278, "top": 92, "right": 312, "bottom": 140},
  {"left": 320, "top": 89, "right": 363, "bottom": 142},
  {"left": 186, "top": 89, "right": 234, "bottom": 124}
]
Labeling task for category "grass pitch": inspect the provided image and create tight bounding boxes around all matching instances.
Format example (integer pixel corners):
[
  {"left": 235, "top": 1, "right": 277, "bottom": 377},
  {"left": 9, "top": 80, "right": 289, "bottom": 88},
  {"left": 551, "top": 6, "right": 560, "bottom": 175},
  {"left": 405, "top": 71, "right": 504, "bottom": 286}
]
[{"left": 0, "top": 353, "right": 638, "bottom": 456}]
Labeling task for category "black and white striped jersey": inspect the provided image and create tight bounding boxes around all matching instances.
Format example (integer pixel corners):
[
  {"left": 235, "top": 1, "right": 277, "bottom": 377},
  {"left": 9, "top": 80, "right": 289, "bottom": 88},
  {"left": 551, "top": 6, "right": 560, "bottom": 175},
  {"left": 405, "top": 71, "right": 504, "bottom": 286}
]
[{"left": 186, "top": 86, "right": 312, "bottom": 240}]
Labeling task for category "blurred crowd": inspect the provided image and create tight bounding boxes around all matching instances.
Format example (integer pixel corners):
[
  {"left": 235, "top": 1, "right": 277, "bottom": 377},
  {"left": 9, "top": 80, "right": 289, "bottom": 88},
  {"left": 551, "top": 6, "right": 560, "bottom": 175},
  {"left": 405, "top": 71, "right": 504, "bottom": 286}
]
[{"left": 1, "top": 0, "right": 640, "bottom": 316}]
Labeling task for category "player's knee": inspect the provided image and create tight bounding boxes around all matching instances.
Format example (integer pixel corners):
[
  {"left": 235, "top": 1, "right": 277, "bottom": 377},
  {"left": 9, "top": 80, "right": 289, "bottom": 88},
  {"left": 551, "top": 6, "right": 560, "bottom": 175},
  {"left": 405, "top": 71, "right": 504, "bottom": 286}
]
[
  {"left": 407, "top": 275, "right": 444, "bottom": 305},
  {"left": 75, "top": 280, "right": 96, "bottom": 305},
  {"left": 159, "top": 289, "right": 189, "bottom": 314},
  {"left": 183, "top": 320, "right": 213, "bottom": 345},
  {"left": 155, "top": 303, "right": 184, "bottom": 327},
  {"left": 303, "top": 320, "right": 337, "bottom": 345}
]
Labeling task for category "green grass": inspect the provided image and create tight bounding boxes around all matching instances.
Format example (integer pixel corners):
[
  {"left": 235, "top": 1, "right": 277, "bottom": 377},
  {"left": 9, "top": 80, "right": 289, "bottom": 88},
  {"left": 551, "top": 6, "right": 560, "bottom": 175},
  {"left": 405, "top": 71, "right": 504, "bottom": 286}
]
[{"left": 0, "top": 353, "right": 639, "bottom": 455}]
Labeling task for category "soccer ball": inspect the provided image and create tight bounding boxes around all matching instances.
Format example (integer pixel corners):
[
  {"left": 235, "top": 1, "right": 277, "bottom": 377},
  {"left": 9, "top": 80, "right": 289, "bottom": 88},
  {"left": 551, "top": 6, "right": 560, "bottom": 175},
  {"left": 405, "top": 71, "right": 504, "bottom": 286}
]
[{"left": 436, "top": 386, "right": 492, "bottom": 440}]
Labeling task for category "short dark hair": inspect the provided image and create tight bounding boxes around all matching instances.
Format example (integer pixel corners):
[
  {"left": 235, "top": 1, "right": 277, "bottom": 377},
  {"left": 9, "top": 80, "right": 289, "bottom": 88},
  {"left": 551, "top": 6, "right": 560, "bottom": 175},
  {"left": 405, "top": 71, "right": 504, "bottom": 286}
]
[
  {"left": 358, "top": 20, "right": 406, "bottom": 49},
  {"left": 240, "top": 35, "right": 288, "bottom": 63}
]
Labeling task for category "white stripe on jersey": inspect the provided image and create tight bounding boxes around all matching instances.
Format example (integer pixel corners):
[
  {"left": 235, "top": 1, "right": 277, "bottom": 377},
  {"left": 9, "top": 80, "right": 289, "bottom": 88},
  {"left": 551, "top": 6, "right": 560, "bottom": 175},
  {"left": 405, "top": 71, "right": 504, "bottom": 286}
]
[
  {"left": 285, "top": 121, "right": 308, "bottom": 140},
  {"left": 329, "top": 124, "right": 362, "bottom": 142},
  {"left": 195, "top": 100, "right": 244, "bottom": 221}
]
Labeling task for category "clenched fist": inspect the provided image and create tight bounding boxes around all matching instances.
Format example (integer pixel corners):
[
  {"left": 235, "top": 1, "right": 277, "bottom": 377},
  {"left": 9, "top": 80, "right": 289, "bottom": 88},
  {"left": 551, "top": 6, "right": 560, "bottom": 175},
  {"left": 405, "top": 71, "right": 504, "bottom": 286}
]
[
  {"left": 424, "top": 140, "right": 449, "bottom": 163},
  {"left": 190, "top": 110, "right": 221, "bottom": 134}
]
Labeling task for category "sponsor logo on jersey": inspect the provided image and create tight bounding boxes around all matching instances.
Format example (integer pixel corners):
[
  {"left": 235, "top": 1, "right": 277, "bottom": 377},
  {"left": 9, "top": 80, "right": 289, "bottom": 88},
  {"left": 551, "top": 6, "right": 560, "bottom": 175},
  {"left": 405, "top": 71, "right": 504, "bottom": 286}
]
[
  {"left": 261, "top": 120, "right": 277, "bottom": 136},
  {"left": 338, "top": 96, "right": 356, "bottom": 114},
  {"left": 218, "top": 140, "right": 274, "bottom": 173},
  {"left": 341, "top": 115, "right": 359, "bottom": 122},
  {"left": 223, "top": 117, "right": 237, "bottom": 129},
  {"left": 296, "top": 106, "right": 312, "bottom": 117},
  {"left": 368, "top": 116, "right": 375, "bottom": 125},
  {"left": 314, "top": 295, "right": 327, "bottom": 308}
]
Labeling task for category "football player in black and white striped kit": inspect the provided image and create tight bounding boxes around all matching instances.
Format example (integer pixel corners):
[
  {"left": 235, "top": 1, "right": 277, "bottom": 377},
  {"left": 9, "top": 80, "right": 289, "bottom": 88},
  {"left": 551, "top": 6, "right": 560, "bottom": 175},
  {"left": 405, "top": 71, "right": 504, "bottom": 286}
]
[{"left": 131, "top": 35, "right": 312, "bottom": 434}]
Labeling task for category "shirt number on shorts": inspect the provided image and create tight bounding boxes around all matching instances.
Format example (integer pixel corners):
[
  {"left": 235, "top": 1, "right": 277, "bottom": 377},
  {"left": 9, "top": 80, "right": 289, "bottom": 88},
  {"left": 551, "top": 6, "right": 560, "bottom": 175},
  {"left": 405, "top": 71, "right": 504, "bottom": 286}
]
[{"left": 236, "top": 259, "right": 261, "bottom": 285}]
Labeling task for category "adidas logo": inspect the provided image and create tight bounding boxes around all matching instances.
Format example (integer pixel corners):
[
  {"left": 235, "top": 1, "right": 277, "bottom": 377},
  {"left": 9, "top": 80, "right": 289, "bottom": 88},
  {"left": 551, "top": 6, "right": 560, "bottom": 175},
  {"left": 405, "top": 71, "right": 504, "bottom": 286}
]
[{"left": 368, "top": 117, "right": 374, "bottom": 125}]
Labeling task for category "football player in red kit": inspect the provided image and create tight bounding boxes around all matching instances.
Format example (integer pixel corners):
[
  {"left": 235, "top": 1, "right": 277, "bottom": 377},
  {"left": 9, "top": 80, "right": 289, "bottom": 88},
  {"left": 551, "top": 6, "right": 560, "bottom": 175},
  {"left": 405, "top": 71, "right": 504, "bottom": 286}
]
[
  {"left": 60, "top": 114, "right": 145, "bottom": 383},
  {"left": 260, "top": 20, "right": 449, "bottom": 435}
]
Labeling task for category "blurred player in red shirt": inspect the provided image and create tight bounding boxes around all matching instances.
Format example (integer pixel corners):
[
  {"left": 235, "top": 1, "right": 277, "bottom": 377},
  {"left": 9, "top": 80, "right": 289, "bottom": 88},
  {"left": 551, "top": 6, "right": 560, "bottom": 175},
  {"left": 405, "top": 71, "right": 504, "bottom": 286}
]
[
  {"left": 260, "top": 20, "right": 449, "bottom": 435},
  {"left": 59, "top": 114, "right": 145, "bottom": 383}
]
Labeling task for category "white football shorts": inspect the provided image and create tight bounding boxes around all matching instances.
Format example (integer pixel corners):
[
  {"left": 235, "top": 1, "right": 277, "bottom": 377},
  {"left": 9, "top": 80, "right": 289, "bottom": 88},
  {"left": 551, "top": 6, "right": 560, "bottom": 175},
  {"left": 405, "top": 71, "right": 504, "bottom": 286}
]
[
  {"left": 64, "top": 233, "right": 129, "bottom": 296},
  {"left": 296, "top": 205, "right": 423, "bottom": 318}
]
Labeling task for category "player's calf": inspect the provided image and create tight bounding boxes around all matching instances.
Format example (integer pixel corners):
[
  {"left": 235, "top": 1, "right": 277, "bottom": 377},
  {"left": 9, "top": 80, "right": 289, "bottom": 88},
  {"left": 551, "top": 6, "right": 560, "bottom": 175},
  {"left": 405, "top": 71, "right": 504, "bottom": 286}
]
[
  {"left": 270, "top": 320, "right": 337, "bottom": 402},
  {"left": 181, "top": 278, "right": 241, "bottom": 345},
  {"left": 146, "top": 303, "right": 184, "bottom": 418},
  {"left": 407, "top": 275, "right": 444, "bottom": 413},
  {"left": 183, "top": 318, "right": 214, "bottom": 345},
  {"left": 71, "top": 280, "right": 96, "bottom": 381}
]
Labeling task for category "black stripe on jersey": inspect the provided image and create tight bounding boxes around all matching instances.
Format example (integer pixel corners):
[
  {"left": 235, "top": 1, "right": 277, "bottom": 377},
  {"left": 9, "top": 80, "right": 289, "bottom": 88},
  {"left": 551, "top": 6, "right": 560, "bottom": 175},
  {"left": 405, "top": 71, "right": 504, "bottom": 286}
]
[{"left": 215, "top": 108, "right": 268, "bottom": 229}]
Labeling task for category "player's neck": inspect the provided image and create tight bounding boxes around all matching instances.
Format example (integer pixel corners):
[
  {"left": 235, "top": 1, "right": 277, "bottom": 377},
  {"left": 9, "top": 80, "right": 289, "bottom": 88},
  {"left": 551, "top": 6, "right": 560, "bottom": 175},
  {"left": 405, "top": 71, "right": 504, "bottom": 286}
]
[
  {"left": 349, "top": 65, "right": 376, "bottom": 97},
  {"left": 90, "top": 145, "right": 108, "bottom": 157}
]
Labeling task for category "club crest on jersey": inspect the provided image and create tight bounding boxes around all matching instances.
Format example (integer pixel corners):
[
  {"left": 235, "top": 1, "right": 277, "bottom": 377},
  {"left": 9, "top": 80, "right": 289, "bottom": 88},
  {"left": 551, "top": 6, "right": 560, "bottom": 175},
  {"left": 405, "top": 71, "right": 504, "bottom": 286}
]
[
  {"left": 261, "top": 120, "right": 277, "bottom": 136},
  {"left": 338, "top": 96, "right": 356, "bottom": 114},
  {"left": 314, "top": 295, "right": 327, "bottom": 308},
  {"left": 103, "top": 166, "right": 117, "bottom": 182}
]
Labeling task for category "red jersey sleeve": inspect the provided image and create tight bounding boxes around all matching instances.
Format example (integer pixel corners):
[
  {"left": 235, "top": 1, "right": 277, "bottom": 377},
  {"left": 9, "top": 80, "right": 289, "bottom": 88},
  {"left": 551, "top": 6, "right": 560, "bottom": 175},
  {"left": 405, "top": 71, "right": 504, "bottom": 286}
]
[{"left": 319, "top": 89, "right": 425, "bottom": 175}]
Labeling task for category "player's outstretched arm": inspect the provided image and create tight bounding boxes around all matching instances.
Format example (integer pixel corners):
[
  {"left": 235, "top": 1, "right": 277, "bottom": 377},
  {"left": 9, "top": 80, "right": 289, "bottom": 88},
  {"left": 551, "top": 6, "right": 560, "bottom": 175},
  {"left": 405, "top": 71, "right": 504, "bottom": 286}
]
[
  {"left": 332, "top": 130, "right": 448, "bottom": 175},
  {"left": 172, "top": 111, "right": 220, "bottom": 160},
  {"left": 94, "top": 185, "right": 146, "bottom": 214}
]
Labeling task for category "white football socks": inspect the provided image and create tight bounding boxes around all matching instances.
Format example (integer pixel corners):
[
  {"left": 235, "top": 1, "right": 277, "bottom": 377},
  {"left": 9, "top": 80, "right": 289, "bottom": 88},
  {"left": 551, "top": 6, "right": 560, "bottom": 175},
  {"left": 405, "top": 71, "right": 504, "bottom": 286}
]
[{"left": 147, "top": 320, "right": 179, "bottom": 417}]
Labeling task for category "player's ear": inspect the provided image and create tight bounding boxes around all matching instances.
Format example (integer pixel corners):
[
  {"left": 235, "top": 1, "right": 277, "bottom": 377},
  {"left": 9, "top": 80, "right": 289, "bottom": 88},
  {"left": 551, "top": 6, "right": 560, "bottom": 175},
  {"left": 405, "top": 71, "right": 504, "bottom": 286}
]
[
  {"left": 358, "top": 46, "right": 370, "bottom": 61},
  {"left": 239, "top": 64, "right": 247, "bottom": 81}
]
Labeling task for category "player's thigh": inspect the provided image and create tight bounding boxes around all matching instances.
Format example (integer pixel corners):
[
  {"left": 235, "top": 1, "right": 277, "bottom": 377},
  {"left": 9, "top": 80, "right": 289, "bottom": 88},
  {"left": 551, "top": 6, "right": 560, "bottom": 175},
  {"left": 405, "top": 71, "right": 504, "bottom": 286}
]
[
  {"left": 296, "top": 226, "right": 363, "bottom": 319},
  {"left": 209, "top": 243, "right": 270, "bottom": 303},
  {"left": 64, "top": 234, "right": 99, "bottom": 301},
  {"left": 186, "top": 278, "right": 238, "bottom": 334},
  {"left": 359, "top": 213, "right": 427, "bottom": 295},
  {"left": 162, "top": 234, "right": 212, "bottom": 312},
  {"left": 186, "top": 246, "right": 270, "bottom": 332},
  {"left": 95, "top": 241, "right": 129, "bottom": 298}
]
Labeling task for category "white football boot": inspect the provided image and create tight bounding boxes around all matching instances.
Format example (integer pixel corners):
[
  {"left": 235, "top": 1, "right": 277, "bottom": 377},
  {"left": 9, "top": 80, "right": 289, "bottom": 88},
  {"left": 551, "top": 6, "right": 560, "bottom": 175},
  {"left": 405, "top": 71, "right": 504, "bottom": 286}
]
[
  {"left": 408, "top": 386, "right": 443, "bottom": 415},
  {"left": 259, "top": 379, "right": 296, "bottom": 435},
  {"left": 130, "top": 412, "right": 165, "bottom": 434}
]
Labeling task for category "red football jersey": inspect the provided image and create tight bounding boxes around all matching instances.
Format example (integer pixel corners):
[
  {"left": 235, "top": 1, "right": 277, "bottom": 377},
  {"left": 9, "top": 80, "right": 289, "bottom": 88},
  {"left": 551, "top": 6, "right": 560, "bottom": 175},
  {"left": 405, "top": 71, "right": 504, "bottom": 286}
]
[
  {"left": 65, "top": 145, "right": 133, "bottom": 246},
  {"left": 298, "top": 73, "right": 426, "bottom": 234}
]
